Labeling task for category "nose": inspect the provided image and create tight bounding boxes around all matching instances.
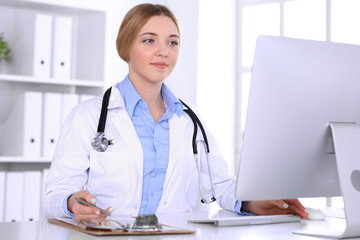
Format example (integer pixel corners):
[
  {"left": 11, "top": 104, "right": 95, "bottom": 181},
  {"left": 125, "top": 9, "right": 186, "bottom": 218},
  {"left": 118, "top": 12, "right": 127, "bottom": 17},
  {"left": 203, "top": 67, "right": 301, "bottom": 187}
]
[{"left": 156, "top": 43, "right": 168, "bottom": 57}]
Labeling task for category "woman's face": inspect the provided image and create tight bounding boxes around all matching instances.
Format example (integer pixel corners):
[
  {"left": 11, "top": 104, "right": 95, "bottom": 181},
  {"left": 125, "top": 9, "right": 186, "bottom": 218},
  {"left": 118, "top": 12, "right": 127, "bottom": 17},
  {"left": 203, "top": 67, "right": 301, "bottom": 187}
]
[{"left": 128, "top": 15, "right": 180, "bottom": 86}]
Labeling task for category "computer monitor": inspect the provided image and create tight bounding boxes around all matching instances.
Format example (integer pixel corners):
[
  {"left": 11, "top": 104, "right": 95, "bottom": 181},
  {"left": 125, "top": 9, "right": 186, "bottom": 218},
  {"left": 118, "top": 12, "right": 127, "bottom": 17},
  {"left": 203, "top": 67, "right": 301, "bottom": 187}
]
[{"left": 235, "top": 36, "right": 360, "bottom": 238}]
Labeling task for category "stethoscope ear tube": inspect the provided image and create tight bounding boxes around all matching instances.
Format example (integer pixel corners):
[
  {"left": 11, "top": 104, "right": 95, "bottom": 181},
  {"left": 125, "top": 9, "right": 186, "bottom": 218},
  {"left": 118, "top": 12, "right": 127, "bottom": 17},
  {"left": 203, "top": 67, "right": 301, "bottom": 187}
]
[
  {"left": 179, "top": 99, "right": 210, "bottom": 154},
  {"left": 184, "top": 108, "right": 199, "bottom": 154},
  {"left": 98, "top": 87, "right": 112, "bottom": 133}
]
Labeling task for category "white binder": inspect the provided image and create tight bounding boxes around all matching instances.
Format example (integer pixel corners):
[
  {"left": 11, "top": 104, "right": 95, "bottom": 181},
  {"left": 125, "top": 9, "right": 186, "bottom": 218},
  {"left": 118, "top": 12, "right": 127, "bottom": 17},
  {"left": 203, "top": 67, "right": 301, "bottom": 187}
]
[
  {"left": 0, "top": 91, "right": 43, "bottom": 157},
  {"left": 10, "top": 11, "right": 53, "bottom": 78},
  {"left": 23, "top": 171, "right": 42, "bottom": 221},
  {"left": 4, "top": 171, "right": 24, "bottom": 222},
  {"left": 52, "top": 16, "right": 73, "bottom": 79},
  {"left": 42, "top": 92, "right": 62, "bottom": 159},
  {"left": 0, "top": 164, "right": 6, "bottom": 222},
  {"left": 61, "top": 93, "right": 79, "bottom": 124},
  {"left": 33, "top": 14, "right": 53, "bottom": 78}
]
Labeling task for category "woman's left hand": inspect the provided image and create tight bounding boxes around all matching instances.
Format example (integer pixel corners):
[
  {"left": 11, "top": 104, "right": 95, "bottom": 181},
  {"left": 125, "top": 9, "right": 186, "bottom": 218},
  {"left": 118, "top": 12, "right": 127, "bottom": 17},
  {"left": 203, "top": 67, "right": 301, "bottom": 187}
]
[{"left": 242, "top": 199, "right": 308, "bottom": 219}]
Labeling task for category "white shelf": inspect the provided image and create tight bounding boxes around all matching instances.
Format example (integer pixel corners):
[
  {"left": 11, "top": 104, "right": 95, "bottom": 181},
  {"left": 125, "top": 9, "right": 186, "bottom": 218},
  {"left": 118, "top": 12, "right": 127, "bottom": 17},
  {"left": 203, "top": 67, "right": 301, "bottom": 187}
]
[
  {"left": 0, "top": 74, "right": 104, "bottom": 87},
  {"left": 0, "top": 0, "right": 107, "bottom": 14},
  {"left": 0, "top": 156, "right": 51, "bottom": 163},
  {"left": 0, "top": 2, "right": 106, "bottom": 83}
]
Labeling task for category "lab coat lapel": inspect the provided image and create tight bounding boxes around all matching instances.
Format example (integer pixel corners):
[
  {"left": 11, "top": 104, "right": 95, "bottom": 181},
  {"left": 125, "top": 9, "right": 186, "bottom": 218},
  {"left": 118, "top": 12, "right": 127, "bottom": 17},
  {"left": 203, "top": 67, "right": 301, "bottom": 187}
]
[
  {"left": 111, "top": 111, "right": 143, "bottom": 175},
  {"left": 164, "top": 114, "right": 189, "bottom": 189},
  {"left": 108, "top": 86, "right": 143, "bottom": 177}
]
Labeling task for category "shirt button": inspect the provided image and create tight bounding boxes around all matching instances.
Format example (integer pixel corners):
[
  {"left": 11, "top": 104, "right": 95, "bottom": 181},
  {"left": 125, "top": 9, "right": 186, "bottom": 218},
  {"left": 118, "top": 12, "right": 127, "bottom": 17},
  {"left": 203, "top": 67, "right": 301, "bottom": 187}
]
[
  {"left": 135, "top": 206, "right": 138, "bottom": 209},
  {"left": 164, "top": 201, "right": 167, "bottom": 206}
]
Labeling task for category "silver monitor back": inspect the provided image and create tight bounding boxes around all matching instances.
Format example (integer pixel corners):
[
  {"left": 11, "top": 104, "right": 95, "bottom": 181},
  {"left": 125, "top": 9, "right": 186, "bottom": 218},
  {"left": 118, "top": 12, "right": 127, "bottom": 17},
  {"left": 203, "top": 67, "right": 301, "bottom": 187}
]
[{"left": 236, "top": 36, "right": 360, "bottom": 201}]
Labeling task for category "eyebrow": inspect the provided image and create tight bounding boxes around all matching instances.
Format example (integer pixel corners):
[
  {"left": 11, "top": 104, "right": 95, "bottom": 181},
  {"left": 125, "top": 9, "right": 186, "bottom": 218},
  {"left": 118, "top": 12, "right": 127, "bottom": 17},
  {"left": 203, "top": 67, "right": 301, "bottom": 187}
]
[{"left": 140, "top": 32, "right": 180, "bottom": 39}]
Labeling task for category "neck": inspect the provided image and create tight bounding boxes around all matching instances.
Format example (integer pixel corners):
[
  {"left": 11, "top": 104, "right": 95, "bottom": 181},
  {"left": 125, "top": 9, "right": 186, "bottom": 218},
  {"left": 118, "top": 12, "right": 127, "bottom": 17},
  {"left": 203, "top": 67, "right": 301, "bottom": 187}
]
[
  {"left": 129, "top": 77, "right": 163, "bottom": 106},
  {"left": 128, "top": 74, "right": 165, "bottom": 123}
]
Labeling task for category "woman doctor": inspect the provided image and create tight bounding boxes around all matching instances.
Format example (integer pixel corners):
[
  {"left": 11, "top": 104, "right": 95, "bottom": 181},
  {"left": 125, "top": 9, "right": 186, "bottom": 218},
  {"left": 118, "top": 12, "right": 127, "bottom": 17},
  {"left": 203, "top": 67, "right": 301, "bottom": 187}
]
[{"left": 43, "top": 3, "right": 307, "bottom": 223}]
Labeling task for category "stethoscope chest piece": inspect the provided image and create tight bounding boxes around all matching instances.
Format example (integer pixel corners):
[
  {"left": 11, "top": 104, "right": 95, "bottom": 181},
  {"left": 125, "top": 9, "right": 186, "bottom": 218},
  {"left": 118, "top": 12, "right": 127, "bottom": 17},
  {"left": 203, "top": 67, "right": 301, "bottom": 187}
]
[{"left": 91, "top": 132, "right": 114, "bottom": 152}]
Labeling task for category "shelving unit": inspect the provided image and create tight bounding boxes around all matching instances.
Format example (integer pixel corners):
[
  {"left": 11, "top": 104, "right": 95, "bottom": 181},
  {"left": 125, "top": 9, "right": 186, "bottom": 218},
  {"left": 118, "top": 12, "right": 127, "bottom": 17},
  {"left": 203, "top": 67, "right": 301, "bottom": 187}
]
[
  {"left": 0, "top": 0, "right": 107, "bottom": 161},
  {"left": 0, "top": 0, "right": 109, "bottom": 222},
  {"left": 0, "top": 74, "right": 104, "bottom": 87},
  {"left": 0, "top": 156, "right": 50, "bottom": 163}
]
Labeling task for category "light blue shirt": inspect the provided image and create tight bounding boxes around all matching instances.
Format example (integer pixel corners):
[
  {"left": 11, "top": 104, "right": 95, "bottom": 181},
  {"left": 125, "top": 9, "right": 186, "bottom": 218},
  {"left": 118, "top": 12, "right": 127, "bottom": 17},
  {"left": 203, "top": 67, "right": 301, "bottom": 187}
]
[{"left": 117, "top": 76, "right": 183, "bottom": 214}]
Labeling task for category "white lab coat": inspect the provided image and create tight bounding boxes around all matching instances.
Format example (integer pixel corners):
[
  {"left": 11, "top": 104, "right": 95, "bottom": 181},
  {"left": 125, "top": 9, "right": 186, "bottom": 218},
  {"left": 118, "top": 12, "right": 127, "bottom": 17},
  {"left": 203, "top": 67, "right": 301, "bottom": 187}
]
[{"left": 43, "top": 85, "right": 237, "bottom": 219}]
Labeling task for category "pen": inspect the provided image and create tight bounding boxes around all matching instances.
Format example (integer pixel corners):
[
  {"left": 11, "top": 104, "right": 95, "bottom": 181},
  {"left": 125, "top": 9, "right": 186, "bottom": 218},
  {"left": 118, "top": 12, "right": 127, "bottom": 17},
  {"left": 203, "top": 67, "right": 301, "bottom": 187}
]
[{"left": 75, "top": 197, "right": 111, "bottom": 216}]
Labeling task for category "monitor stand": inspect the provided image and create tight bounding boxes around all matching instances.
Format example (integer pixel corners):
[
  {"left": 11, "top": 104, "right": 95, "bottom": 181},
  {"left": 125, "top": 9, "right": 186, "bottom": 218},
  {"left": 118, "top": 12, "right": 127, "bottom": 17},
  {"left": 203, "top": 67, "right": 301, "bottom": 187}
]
[{"left": 294, "top": 122, "right": 360, "bottom": 238}]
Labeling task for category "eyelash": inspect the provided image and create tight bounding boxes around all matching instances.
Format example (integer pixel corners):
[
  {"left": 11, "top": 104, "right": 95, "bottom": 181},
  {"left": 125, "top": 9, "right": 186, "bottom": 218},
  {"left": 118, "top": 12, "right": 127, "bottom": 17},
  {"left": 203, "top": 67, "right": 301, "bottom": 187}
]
[
  {"left": 169, "top": 41, "right": 178, "bottom": 46},
  {"left": 142, "top": 39, "right": 179, "bottom": 46},
  {"left": 143, "top": 39, "right": 154, "bottom": 43}
]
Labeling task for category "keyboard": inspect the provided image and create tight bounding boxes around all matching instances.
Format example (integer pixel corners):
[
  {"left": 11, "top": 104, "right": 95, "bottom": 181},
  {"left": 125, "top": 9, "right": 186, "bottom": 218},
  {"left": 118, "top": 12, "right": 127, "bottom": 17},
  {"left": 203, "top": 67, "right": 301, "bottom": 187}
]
[{"left": 188, "top": 210, "right": 300, "bottom": 227}]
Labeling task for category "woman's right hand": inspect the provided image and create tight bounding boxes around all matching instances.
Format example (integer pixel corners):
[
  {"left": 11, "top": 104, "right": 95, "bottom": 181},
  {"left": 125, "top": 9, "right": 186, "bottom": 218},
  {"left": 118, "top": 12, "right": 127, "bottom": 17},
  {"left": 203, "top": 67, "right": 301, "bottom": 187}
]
[{"left": 67, "top": 190, "right": 113, "bottom": 223}]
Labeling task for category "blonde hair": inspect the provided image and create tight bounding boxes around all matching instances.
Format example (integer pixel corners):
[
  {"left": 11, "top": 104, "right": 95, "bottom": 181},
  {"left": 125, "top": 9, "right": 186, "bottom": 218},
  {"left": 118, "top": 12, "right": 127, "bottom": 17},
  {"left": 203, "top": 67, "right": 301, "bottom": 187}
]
[{"left": 116, "top": 3, "right": 180, "bottom": 62}]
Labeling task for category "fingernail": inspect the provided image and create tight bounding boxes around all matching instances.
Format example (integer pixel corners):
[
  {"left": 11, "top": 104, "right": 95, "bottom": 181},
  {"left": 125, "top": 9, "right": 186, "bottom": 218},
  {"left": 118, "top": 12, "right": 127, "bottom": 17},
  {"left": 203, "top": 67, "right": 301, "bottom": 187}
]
[
  {"left": 282, "top": 203, "right": 289, "bottom": 208},
  {"left": 108, "top": 207, "right": 114, "bottom": 213},
  {"left": 95, "top": 210, "right": 100, "bottom": 215},
  {"left": 90, "top": 198, "right": 97, "bottom": 204},
  {"left": 90, "top": 219, "right": 99, "bottom": 224}
]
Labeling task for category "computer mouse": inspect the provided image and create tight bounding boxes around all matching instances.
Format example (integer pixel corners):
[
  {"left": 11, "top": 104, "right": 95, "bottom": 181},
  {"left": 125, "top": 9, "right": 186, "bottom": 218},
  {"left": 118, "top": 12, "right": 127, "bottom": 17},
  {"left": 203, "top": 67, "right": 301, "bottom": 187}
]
[{"left": 305, "top": 207, "right": 326, "bottom": 220}]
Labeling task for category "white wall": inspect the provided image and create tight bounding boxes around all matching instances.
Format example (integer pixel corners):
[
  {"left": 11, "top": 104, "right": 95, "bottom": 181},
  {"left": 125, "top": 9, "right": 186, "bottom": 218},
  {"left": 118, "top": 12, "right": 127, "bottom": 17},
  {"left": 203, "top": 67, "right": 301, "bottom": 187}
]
[{"left": 197, "top": 0, "right": 237, "bottom": 171}]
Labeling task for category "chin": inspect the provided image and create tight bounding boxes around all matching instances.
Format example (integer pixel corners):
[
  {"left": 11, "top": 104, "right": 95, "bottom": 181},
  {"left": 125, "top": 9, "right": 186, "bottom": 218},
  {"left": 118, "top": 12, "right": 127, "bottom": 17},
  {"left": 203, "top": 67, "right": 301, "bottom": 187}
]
[{"left": 150, "top": 73, "right": 171, "bottom": 82}]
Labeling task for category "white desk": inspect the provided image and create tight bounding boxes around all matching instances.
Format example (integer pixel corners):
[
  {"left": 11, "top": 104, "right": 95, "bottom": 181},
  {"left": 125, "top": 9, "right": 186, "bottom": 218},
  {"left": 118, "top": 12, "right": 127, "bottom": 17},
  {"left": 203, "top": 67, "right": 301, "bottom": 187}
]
[{"left": 0, "top": 211, "right": 358, "bottom": 240}]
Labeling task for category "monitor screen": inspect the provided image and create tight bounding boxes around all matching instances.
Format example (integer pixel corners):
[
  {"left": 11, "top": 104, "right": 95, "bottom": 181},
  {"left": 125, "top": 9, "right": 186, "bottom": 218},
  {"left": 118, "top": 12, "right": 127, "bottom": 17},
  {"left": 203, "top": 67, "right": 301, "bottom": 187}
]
[{"left": 236, "top": 36, "right": 360, "bottom": 201}]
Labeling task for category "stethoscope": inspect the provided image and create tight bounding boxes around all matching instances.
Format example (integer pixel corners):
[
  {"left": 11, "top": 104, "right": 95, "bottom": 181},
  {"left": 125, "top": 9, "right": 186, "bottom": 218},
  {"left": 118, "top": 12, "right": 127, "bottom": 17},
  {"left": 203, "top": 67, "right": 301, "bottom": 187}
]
[{"left": 91, "top": 87, "right": 216, "bottom": 204}]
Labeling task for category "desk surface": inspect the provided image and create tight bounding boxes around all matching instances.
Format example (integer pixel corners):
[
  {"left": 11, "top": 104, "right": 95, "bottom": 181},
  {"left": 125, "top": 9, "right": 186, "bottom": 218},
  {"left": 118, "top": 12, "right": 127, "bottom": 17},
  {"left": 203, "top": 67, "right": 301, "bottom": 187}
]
[{"left": 0, "top": 210, "right": 358, "bottom": 240}]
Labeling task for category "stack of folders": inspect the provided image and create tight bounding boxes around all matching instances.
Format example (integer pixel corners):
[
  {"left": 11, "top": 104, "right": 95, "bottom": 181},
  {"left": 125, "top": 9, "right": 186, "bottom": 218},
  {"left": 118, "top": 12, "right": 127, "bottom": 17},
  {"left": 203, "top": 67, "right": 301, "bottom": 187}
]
[
  {"left": 0, "top": 167, "right": 51, "bottom": 222},
  {"left": 0, "top": 10, "right": 95, "bottom": 222},
  {"left": 12, "top": 10, "right": 73, "bottom": 79},
  {"left": 0, "top": 92, "right": 95, "bottom": 222},
  {"left": 0, "top": 92, "right": 95, "bottom": 158}
]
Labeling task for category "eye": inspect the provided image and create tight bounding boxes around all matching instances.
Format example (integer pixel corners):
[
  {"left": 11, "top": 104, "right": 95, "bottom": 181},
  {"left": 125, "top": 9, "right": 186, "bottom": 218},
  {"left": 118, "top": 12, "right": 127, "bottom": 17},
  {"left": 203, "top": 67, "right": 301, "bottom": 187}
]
[
  {"left": 143, "top": 39, "right": 154, "bottom": 43},
  {"left": 169, "top": 40, "right": 179, "bottom": 46}
]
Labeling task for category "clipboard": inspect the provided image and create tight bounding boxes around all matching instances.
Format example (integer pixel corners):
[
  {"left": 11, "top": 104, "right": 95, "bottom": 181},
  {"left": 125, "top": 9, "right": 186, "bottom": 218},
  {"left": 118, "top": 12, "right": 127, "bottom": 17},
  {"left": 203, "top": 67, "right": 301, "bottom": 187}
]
[{"left": 49, "top": 218, "right": 195, "bottom": 236}]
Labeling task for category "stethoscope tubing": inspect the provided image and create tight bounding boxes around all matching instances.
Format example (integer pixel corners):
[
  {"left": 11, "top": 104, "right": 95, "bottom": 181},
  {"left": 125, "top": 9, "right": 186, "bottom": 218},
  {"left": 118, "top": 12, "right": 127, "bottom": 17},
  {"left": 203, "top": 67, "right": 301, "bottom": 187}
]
[
  {"left": 97, "top": 87, "right": 112, "bottom": 133},
  {"left": 92, "top": 87, "right": 216, "bottom": 203},
  {"left": 179, "top": 99, "right": 210, "bottom": 154}
]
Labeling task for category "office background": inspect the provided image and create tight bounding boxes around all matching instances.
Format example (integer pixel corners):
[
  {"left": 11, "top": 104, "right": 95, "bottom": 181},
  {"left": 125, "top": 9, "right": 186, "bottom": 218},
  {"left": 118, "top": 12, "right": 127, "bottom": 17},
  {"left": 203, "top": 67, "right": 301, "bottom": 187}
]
[{"left": 0, "top": 0, "right": 358, "bottom": 222}]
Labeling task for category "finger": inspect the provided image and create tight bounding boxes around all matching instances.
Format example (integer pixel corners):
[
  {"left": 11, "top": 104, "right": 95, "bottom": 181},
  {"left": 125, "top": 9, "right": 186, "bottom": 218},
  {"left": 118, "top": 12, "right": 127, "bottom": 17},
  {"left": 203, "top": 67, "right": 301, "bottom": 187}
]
[
  {"left": 262, "top": 207, "right": 290, "bottom": 216},
  {"left": 270, "top": 200, "right": 290, "bottom": 210},
  {"left": 288, "top": 204, "right": 308, "bottom": 219},
  {"left": 284, "top": 199, "right": 307, "bottom": 216},
  {"left": 285, "top": 201, "right": 308, "bottom": 219},
  {"left": 105, "top": 206, "right": 114, "bottom": 215},
  {"left": 67, "top": 192, "right": 87, "bottom": 214},
  {"left": 76, "top": 190, "right": 97, "bottom": 205},
  {"left": 73, "top": 203, "right": 102, "bottom": 216},
  {"left": 76, "top": 210, "right": 109, "bottom": 224},
  {"left": 69, "top": 190, "right": 99, "bottom": 216},
  {"left": 75, "top": 212, "right": 102, "bottom": 223},
  {"left": 254, "top": 200, "right": 289, "bottom": 215},
  {"left": 284, "top": 199, "right": 305, "bottom": 210}
]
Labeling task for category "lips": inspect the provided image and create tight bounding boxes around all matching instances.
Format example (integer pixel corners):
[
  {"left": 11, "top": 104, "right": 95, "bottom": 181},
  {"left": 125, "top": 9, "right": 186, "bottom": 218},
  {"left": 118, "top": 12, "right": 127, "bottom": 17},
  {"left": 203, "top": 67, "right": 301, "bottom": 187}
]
[{"left": 151, "top": 62, "right": 168, "bottom": 69}]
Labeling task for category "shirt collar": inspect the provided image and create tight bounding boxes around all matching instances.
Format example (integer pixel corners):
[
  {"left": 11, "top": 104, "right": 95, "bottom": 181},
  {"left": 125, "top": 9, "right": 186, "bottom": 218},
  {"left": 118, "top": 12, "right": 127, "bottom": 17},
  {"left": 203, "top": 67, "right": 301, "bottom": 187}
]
[
  {"left": 161, "top": 83, "right": 183, "bottom": 118},
  {"left": 116, "top": 75, "right": 141, "bottom": 118},
  {"left": 116, "top": 75, "right": 183, "bottom": 118}
]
